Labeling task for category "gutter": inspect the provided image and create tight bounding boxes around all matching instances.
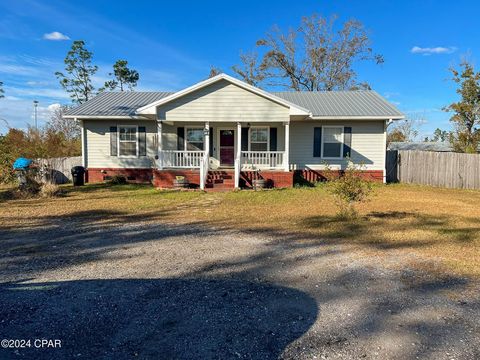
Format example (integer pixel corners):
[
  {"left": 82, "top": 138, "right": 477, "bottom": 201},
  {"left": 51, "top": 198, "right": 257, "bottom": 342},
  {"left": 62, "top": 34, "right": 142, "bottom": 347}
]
[{"left": 62, "top": 115, "right": 153, "bottom": 120}]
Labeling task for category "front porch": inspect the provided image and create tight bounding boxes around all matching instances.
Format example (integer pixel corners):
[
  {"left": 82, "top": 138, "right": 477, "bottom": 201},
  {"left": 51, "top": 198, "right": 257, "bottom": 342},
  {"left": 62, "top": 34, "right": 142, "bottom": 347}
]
[
  {"left": 152, "top": 168, "right": 294, "bottom": 190},
  {"left": 156, "top": 121, "right": 291, "bottom": 190}
]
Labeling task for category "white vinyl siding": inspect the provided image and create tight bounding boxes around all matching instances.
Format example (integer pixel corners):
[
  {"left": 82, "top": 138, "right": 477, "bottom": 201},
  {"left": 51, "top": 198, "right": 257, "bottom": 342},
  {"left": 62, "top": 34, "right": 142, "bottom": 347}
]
[
  {"left": 289, "top": 120, "right": 386, "bottom": 170},
  {"left": 84, "top": 120, "right": 156, "bottom": 168},
  {"left": 157, "top": 79, "right": 290, "bottom": 123}
]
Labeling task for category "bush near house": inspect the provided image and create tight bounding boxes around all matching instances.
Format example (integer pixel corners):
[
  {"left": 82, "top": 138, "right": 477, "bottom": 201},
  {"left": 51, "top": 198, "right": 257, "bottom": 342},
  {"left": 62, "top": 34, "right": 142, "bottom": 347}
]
[{"left": 323, "top": 161, "right": 374, "bottom": 219}]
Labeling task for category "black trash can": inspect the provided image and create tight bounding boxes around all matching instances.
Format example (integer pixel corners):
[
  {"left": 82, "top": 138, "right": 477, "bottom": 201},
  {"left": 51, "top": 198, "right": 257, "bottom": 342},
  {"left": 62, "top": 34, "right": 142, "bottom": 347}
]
[{"left": 71, "top": 166, "right": 85, "bottom": 186}]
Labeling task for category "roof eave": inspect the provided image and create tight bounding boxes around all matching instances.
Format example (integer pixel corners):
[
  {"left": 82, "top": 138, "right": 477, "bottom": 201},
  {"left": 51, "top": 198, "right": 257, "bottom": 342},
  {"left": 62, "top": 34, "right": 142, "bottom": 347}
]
[
  {"left": 62, "top": 115, "right": 153, "bottom": 120},
  {"left": 308, "top": 115, "right": 405, "bottom": 120}
]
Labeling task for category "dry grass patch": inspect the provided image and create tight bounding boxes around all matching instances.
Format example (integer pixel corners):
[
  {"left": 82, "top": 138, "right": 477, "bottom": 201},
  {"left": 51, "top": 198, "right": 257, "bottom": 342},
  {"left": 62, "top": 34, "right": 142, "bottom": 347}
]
[{"left": 1, "top": 183, "right": 479, "bottom": 278}]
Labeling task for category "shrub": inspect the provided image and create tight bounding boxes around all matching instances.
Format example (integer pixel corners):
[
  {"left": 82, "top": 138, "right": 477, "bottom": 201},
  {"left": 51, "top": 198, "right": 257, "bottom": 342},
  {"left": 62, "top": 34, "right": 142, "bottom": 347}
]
[
  {"left": 18, "top": 171, "right": 41, "bottom": 194},
  {"left": 325, "top": 161, "right": 374, "bottom": 219},
  {"left": 108, "top": 175, "right": 128, "bottom": 185},
  {"left": 40, "top": 183, "right": 63, "bottom": 198}
]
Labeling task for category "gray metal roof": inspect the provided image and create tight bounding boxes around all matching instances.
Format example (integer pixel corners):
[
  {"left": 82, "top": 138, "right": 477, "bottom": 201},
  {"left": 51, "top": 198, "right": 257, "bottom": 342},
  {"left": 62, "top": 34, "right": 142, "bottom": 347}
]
[
  {"left": 65, "top": 89, "right": 403, "bottom": 118},
  {"left": 64, "top": 91, "right": 173, "bottom": 117},
  {"left": 273, "top": 90, "right": 403, "bottom": 118}
]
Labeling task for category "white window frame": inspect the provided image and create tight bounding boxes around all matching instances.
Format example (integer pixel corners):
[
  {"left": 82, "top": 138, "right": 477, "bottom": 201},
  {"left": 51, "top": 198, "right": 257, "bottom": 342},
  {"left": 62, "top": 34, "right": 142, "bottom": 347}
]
[
  {"left": 321, "top": 126, "right": 344, "bottom": 160},
  {"left": 248, "top": 126, "right": 270, "bottom": 151},
  {"left": 184, "top": 127, "right": 205, "bottom": 151},
  {"left": 118, "top": 125, "right": 138, "bottom": 158}
]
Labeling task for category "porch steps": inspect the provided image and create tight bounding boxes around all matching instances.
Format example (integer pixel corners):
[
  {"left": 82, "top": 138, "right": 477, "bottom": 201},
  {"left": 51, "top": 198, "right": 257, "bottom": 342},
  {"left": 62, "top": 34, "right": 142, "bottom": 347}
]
[{"left": 205, "top": 171, "right": 234, "bottom": 191}]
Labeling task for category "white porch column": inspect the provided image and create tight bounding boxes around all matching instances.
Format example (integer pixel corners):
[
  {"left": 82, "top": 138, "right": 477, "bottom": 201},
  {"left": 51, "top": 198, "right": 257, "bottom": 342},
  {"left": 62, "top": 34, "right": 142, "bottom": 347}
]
[
  {"left": 284, "top": 121, "right": 290, "bottom": 172},
  {"left": 157, "top": 120, "right": 163, "bottom": 170},
  {"left": 204, "top": 122, "right": 210, "bottom": 156},
  {"left": 235, "top": 122, "right": 242, "bottom": 188}
]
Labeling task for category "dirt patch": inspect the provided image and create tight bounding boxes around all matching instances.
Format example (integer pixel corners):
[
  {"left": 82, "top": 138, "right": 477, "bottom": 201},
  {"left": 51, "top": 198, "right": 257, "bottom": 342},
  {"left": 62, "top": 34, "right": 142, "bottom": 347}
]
[
  {"left": 0, "top": 214, "right": 479, "bottom": 359},
  {"left": 1, "top": 184, "right": 480, "bottom": 358}
]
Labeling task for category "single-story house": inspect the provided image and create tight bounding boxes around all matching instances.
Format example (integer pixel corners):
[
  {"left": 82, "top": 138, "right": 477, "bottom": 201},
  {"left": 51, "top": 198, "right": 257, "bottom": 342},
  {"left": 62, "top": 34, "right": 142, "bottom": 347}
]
[{"left": 64, "top": 73, "right": 404, "bottom": 190}]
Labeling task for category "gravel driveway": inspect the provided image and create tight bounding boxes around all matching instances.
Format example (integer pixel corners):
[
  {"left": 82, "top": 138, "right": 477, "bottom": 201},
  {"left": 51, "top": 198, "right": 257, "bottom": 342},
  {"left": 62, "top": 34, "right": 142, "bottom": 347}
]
[{"left": 0, "top": 211, "right": 479, "bottom": 359}]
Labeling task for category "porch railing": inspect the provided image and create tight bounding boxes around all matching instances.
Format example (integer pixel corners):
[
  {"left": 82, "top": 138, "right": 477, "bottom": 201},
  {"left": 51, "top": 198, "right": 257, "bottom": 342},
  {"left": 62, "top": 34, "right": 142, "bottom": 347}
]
[
  {"left": 160, "top": 150, "right": 205, "bottom": 168},
  {"left": 240, "top": 151, "right": 285, "bottom": 170}
]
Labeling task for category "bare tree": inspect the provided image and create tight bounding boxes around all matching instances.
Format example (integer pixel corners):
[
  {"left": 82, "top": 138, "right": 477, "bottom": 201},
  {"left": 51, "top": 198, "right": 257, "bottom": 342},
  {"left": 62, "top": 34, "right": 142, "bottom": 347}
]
[
  {"left": 0, "top": 81, "right": 4, "bottom": 98},
  {"left": 231, "top": 52, "right": 265, "bottom": 86},
  {"left": 233, "top": 14, "right": 383, "bottom": 91},
  {"left": 388, "top": 113, "right": 425, "bottom": 143},
  {"left": 45, "top": 105, "right": 80, "bottom": 141}
]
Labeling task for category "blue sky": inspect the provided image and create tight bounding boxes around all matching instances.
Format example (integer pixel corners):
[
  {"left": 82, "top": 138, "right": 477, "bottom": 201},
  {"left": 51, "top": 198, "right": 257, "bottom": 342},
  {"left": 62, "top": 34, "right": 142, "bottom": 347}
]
[{"left": 0, "top": 0, "right": 478, "bottom": 137}]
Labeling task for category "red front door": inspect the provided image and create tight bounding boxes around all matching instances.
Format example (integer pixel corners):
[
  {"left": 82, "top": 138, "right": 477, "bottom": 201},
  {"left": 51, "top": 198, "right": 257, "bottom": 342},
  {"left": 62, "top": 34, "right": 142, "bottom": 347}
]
[{"left": 219, "top": 130, "right": 235, "bottom": 166}]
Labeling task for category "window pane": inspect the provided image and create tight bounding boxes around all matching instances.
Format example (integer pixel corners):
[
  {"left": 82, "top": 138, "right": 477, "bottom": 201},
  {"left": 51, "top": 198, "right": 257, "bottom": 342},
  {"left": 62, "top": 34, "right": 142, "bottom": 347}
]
[
  {"left": 251, "top": 128, "right": 268, "bottom": 142},
  {"left": 120, "top": 127, "right": 136, "bottom": 141},
  {"left": 323, "top": 143, "right": 342, "bottom": 158},
  {"left": 323, "top": 127, "right": 342, "bottom": 143},
  {"left": 251, "top": 142, "right": 268, "bottom": 151},
  {"left": 187, "top": 129, "right": 203, "bottom": 142},
  {"left": 187, "top": 142, "right": 204, "bottom": 151},
  {"left": 119, "top": 142, "right": 137, "bottom": 156}
]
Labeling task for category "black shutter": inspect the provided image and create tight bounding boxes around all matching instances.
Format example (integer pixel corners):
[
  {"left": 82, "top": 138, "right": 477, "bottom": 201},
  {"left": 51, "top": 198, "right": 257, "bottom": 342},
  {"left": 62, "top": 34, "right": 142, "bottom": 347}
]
[
  {"left": 110, "top": 126, "right": 118, "bottom": 156},
  {"left": 313, "top": 127, "right": 322, "bottom": 157},
  {"left": 177, "top": 127, "right": 185, "bottom": 150},
  {"left": 241, "top": 127, "right": 249, "bottom": 151},
  {"left": 138, "top": 126, "right": 146, "bottom": 156},
  {"left": 343, "top": 127, "right": 352, "bottom": 158},
  {"left": 209, "top": 127, "right": 214, "bottom": 156},
  {"left": 269, "top": 127, "right": 277, "bottom": 151}
]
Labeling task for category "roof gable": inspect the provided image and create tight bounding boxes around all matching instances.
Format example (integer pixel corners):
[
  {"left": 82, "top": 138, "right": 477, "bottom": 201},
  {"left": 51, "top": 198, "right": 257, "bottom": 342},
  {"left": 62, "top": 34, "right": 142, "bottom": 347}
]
[{"left": 136, "top": 73, "right": 311, "bottom": 116}]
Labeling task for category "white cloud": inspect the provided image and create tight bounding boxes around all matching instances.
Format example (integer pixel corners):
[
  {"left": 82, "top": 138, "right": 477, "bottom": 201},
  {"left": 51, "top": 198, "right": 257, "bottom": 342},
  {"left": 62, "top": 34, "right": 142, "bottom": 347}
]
[
  {"left": 410, "top": 46, "right": 457, "bottom": 55},
  {"left": 47, "top": 103, "right": 61, "bottom": 112},
  {"left": 43, "top": 31, "right": 70, "bottom": 41}
]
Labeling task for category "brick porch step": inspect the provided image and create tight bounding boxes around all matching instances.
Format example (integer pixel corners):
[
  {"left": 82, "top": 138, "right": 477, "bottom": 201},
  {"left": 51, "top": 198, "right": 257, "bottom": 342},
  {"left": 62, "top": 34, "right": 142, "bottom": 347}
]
[{"left": 205, "top": 170, "right": 235, "bottom": 190}]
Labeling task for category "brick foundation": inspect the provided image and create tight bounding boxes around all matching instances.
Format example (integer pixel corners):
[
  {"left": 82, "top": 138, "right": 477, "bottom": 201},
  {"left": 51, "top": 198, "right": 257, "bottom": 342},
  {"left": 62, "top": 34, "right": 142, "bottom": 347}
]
[
  {"left": 295, "top": 169, "right": 384, "bottom": 184},
  {"left": 86, "top": 168, "right": 153, "bottom": 184},
  {"left": 153, "top": 169, "right": 201, "bottom": 188},
  {"left": 85, "top": 168, "right": 382, "bottom": 189},
  {"left": 241, "top": 171, "right": 294, "bottom": 188}
]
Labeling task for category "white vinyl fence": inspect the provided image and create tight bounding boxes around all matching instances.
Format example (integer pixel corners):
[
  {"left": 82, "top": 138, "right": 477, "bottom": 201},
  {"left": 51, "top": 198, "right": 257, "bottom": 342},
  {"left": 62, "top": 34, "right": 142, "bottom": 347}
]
[{"left": 37, "top": 156, "right": 82, "bottom": 184}]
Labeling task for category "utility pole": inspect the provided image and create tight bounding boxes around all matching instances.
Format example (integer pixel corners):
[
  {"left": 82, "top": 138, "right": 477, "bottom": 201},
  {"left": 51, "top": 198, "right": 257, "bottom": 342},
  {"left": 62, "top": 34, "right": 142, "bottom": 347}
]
[{"left": 33, "top": 100, "right": 39, "bottom": 130}]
